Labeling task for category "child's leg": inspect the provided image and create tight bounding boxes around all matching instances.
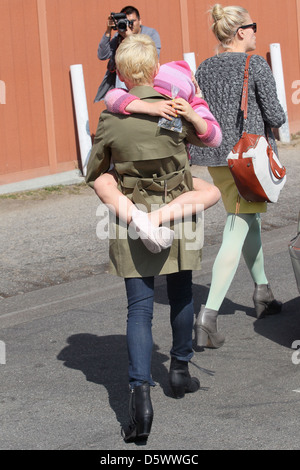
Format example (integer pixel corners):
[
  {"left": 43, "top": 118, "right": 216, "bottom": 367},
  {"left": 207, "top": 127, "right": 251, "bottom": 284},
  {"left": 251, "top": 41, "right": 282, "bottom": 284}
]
[
  {"left": 94, "top": 171, "right": 135, "bottom": 225},
  {"left": 94, "top": 172, "right": 173, "bottom": 253},
  {"left": 148, "top": 177, "right": 221, "bottom": 227},
  {"left": 94, "top": 173, "right": 220, "bottom": 252},
  {"left": 192, "top": 177, "right": 221, "bottom": 209},
  {"left": 94, "top": 173, "right": 220, "bottom": 225}
]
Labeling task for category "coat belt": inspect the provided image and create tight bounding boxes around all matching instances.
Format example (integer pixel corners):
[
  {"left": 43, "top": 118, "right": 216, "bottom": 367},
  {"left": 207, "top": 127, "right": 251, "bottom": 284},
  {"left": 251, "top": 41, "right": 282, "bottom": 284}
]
[
  {"left": 120, "top": 170, "right": 185, "bottom": 192},
  {"left": 119, "top": 170, "right": 186, "bottom": 211}
]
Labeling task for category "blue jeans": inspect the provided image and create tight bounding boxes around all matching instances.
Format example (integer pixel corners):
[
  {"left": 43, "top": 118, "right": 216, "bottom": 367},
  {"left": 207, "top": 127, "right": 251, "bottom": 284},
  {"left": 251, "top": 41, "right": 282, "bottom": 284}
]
[{"left": 124, "top": 271, "right": 194, "bottom": 388}]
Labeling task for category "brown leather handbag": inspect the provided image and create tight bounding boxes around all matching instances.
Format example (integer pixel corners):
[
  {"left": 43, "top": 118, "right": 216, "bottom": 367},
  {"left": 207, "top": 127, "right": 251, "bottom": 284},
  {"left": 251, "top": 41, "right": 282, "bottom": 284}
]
[{"left": 226, "top": 55, "right": 287, "bottom": 203}]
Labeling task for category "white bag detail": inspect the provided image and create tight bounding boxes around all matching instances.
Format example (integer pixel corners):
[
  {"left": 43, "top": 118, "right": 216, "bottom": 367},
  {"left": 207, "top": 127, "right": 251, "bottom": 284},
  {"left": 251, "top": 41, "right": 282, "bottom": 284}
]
[{"left": 227, "top": 133, "right": 287, "bottom": 203}]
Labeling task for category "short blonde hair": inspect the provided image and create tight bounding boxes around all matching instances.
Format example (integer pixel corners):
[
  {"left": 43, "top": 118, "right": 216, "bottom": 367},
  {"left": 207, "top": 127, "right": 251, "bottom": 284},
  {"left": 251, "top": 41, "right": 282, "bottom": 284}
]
[
  {"left": 210, "top": 4, "right": 249, "bottom": 49},
  {"left": 115, "top": 34, "right": 158, "bottom": 86}
]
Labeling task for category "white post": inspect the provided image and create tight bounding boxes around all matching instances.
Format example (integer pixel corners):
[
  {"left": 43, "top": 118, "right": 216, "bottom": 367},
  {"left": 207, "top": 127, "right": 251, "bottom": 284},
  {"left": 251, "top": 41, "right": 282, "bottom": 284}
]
[
  {"left": 183, "top": 52, "right": 197, "bottom": 74},
  {"left": 70, "top": 64, "right": 92, "bottom": 175},
  {"left": 0, "top": 341, "right": 6, "bottom": 365},
  {"left": 270, "top": 43, "right": 290, "bottom": 143},
  {"left": 0, "top": 80, "right": 6, "bottom": 104}
]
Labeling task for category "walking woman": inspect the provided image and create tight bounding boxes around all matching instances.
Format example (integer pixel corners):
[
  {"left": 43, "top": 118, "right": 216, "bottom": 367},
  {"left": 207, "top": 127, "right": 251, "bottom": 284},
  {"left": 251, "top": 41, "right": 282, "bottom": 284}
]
[
  {"left": 86, "top": 34, "right": 206, "bottom": 443},
  {"left": 190, "top": 4, "right": 286, "bottom": 349}
]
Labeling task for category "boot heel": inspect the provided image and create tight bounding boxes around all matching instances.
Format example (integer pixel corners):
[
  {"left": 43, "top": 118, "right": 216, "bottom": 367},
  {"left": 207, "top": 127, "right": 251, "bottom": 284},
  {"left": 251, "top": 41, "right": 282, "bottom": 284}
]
[
  {"left": 169, "top": 358, "right": 200, "bottom": 399},
  {"left": 136, "top": 415, "right": 153, "bottom": 438},
  {"left": 195, "top": 326, "right": 209, "bottom": 347},
  {"left": 194, "top": 307, "right": 225, "bottom": 349},
  {"left": 170, "top": 384, "right": 185, "bottom": 399},
  {"left": 123, "top": 382, "right": 153, "bottom": 443},
  {"left": 253, "top": 300, "right": 265, "bottom": 318},
  {"left": 253, "top": 284, "right": 282, "bottom": 319}
]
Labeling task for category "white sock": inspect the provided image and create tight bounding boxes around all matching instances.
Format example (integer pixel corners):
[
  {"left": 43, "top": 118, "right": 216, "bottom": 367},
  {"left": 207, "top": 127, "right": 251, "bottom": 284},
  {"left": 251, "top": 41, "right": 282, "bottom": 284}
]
[
  {"left": 130, "top": 208, "right": 162, "bottom": 254},
  {"left": 130, "top": 208, "right": 175, "bottom": 253},
  {"left": 154, "top": 226, "right": 174, "bottom": 249}
]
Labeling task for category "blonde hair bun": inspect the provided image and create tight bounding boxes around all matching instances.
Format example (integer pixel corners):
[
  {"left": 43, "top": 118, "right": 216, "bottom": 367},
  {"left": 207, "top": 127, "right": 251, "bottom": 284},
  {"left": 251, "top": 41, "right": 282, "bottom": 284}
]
[
  {"left": 211, "top": 4, "right": 225, "bottom": 22},
  {"left": 209, "top": 4, "right": 248, "bottom": 49}
]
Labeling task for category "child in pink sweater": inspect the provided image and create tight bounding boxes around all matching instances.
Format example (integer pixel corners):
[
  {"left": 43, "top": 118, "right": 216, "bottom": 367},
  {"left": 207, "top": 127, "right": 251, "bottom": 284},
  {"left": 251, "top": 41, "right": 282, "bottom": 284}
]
[
  {"left": 93, "top": 61, "right": 222, "bottom": 253},
  {"left": 105, "top": 60, "right": 221, "bottom": 148}
]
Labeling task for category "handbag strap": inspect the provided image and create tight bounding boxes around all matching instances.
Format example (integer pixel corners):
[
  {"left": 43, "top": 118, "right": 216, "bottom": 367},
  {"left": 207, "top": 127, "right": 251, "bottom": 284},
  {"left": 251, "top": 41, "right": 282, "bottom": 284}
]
[
  {"left": 240, "top": 55, "right": 275, "bottom": 139},
  {"left": 267, "top": 145, "right": 286, "bottom": 179},
  {"left": 240, "top": 55, "right": 286, "bottom": 180},
  {"left": 240, "top": 55, "right": 251, "bottom": 120}
]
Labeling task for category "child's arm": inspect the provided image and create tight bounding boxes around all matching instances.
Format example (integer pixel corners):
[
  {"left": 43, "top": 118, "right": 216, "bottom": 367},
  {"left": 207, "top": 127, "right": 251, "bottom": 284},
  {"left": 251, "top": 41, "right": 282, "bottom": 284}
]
[
  {"left": 173, "top": 98, "right": 209, "bottom": 137},
  {"left": 189, "top": 97, "right": 222, "bottom": 148},
  {"left": 104, "top": 88, "right": 138, "bottom": 115},
  {"left": 184, "top": 73, "right": 222, "bottom": 147},
  {"left": 105, "top": 88, "right": 177, "bottom": 120},
  {"left": 105, "top": 87, "right": 222, "bottom": 146},
  {"left": 173, "top": 96, "right": 222, "bottom": 148}
]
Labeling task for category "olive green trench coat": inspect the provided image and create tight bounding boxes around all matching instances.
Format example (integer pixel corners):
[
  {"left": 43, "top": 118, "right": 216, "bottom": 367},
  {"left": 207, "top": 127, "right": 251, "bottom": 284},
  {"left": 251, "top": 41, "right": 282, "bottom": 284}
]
[{"left": 86, "top": 86, "right": 205, "bottom": 278}]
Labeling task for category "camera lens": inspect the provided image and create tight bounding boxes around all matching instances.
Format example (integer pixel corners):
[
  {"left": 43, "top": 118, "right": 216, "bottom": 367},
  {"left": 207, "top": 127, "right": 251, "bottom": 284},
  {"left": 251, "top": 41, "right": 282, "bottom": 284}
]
[{"left": 117, "top": 19, "right": 127, "bottom": 32}]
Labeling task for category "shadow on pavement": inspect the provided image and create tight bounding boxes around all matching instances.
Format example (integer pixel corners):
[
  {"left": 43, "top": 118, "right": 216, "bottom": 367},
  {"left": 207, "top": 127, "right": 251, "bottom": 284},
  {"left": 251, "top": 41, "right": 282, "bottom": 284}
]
[
  {"left": 57, "top": 333, "right": 170, "bottom": 433},
  {"left": 253, "top": 295, "right": 300, "bottom": 348},
  {"left": 154, "top": 278, "right": 254, "bottom": 318}
]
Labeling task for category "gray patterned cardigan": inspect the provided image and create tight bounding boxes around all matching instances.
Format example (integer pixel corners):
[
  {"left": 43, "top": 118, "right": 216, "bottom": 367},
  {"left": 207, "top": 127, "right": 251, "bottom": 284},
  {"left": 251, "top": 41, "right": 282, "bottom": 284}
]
[{"left": 190, "top": 52, "right": 286, "bottom": 167}]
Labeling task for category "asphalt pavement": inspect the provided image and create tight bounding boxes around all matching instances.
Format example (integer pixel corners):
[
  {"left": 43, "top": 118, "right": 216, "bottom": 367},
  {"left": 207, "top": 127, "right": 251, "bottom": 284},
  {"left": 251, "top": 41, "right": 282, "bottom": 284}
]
[{"left": 0, "top": 140, "right": 300, "bottom": 452}]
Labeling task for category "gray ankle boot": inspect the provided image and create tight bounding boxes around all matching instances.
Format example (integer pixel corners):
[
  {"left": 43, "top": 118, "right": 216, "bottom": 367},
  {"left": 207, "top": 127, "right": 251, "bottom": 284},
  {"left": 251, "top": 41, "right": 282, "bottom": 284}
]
[
  {"left": 253, "top": 284, "right": 282, "bottom": 319},
  {"left": 194, "top": 306, "right": 225, "bottom": 348}
]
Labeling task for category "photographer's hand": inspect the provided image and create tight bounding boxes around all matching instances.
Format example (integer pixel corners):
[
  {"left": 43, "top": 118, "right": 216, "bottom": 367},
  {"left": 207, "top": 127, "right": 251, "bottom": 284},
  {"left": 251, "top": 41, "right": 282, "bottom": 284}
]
[{"left": 105, "top": 15, "right": 114, "bottom": 37}]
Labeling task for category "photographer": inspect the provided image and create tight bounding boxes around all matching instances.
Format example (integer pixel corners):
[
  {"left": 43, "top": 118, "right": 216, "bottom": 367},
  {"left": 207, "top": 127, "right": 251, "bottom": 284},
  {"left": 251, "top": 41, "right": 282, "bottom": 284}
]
[{"left": 94, "top": 5, "right": 161, "bottom": 102}]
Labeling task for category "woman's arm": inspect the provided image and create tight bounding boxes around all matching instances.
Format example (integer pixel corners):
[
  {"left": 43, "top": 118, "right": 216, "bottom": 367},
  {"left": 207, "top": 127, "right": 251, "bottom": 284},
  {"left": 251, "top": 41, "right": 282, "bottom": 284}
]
[{"left": 254, "top": 56, "right": 286, "bottom": 128}]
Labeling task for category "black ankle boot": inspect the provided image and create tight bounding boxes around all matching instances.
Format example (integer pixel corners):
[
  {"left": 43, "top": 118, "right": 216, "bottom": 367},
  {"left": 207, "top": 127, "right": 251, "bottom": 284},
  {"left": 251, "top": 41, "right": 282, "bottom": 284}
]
[
  {"left": 253, "top": 283, "right": 282, "bottom": 319},
  {"left": 169, "top": 357, "right": 200, "bottom": 399},
  {"left": 122, "top": 382, "right": 153, "bottom": 443}
]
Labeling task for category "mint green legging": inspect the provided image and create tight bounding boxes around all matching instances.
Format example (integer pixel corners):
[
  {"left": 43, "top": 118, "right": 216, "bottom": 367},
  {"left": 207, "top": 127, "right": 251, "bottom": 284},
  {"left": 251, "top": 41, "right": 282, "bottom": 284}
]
[{"left": 205, "top": 213, "right": 268, "bottom": 311}]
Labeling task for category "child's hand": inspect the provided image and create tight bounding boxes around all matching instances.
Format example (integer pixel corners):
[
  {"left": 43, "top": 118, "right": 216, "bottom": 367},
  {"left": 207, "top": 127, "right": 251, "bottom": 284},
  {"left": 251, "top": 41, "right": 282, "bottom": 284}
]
[
  {"left": 173, "top": 97, "right": 207, "bottom": 135},
  {"left": 172, "top": 98, "right": 195, "bottom": 122},
  {"left": 147, "top": 100, "right": 178, "bottom": 120}
]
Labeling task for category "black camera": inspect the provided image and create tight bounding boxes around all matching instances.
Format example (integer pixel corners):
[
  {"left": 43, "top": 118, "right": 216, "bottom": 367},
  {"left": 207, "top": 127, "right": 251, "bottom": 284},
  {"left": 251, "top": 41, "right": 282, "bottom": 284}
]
[{"left": 111, "top": 12, "right": 133, "bottom": 32}]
